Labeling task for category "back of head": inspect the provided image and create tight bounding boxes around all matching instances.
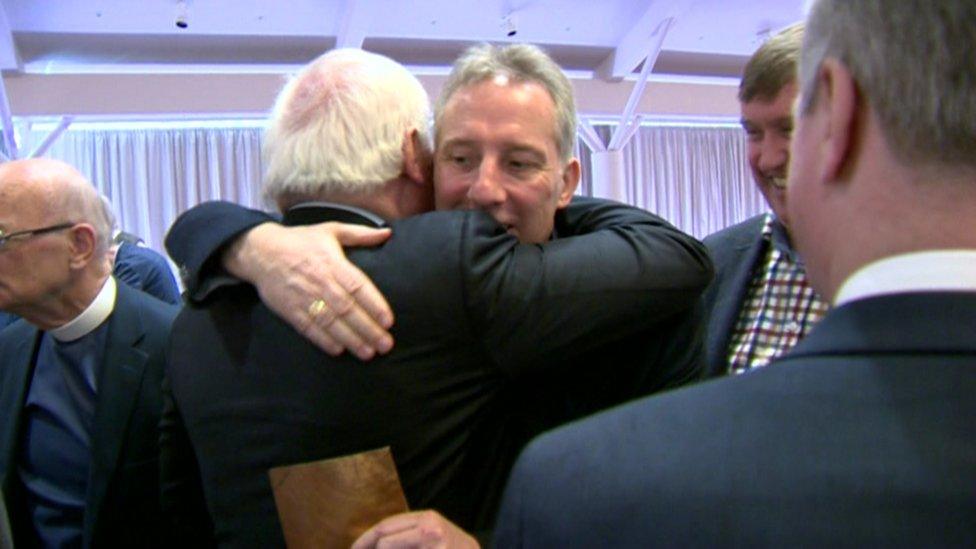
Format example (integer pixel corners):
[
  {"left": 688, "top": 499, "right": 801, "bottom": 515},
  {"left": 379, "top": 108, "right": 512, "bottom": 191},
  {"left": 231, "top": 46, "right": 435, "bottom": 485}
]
[
  {"left": 435, "top": 43, "right": 578, "bottom": 162},
  {"left": 799, "top": 0, "right": 976, "bottom": 169},
  {"left": 99, "top": 194, "right": 120, "bottom": 237},
  {"left": 263, "top": 48, "right": 432, "bottom": 210},
  {"left": 739, "top": 23, "right": 803, "bottom": 103}
]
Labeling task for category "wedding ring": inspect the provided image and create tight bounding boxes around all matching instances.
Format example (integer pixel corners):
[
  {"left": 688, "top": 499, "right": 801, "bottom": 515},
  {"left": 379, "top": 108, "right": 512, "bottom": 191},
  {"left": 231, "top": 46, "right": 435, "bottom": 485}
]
[{"left": 308, "top": 298, "right": 328, "bottom": 318}]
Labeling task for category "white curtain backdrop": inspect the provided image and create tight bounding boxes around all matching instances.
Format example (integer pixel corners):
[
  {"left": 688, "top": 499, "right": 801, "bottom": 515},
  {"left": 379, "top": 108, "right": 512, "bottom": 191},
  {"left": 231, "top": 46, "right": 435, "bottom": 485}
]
[
  {"left": 44, "top": 127, "right": 266, "bottom": 254},
  {"left": 37, "top": 121, "right": 767, "bottom": 260},
  {"left": 578, "top": 124, "right": 767, "bottom": 238}
]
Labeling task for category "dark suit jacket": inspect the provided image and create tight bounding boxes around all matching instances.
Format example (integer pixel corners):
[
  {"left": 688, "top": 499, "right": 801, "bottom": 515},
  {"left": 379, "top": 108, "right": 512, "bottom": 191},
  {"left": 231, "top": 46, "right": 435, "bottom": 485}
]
[
  {"left": 0, "top": 282, "right": 178, "bottom": 548},
  {"left": 0, "top": 487, "right": 12, "bottom": 549},
  {"left": 493, "top": 291, "right": 976, "bottom": 548},
  {"left": 162, "top": 198, "right": 712, "bottom": 547},
  {"left": 0, "top": 312, "right": 16, "bottom": 330},
  {"left": 114, "top": 241, "right": 182, "bottom": 305},
  {"left": 701, "top": 214, "right": 768, "bottom": 378}
]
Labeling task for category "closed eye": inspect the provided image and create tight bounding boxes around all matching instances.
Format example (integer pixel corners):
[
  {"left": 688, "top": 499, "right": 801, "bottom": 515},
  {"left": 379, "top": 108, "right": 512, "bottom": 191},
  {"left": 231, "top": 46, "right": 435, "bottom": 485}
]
[{"left": 450, "top": 155, "right": 472, "bottom": 169}]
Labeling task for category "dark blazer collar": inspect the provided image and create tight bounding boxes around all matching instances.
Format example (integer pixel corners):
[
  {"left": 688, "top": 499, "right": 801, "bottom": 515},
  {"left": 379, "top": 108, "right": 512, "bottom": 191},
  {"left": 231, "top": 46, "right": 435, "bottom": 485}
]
[
  {"left": 787, "top": 291, "right": 976, "bottom": 358},
  {"left": 84, "top": 282, "right": 150, "bottom": 546},
  {"left": 0, "top": 284, "right": 153, "bottom": 547},
  {"left": 0, "top": 322, "right": 41, "bottom": 494},
  {"left": 702, "top": 214, "right": 771, "bottom": 376},
  {"left": 283, "top": 201, "right": 387, "bottom": 228}
]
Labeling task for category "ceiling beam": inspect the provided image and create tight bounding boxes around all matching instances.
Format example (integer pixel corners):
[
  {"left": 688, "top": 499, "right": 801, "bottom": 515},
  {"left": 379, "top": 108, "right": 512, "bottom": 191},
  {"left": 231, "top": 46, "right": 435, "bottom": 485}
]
[
  {"left": 0, "top": 78, "right": 18, "bottom": 158},
  {"left": 0, "top": 2, "right": 21, "bottom": 71},
  {"left": 597, "top": 0, "right": 690, "bottom": 81},
  {"left": 0, "top": 73, "right": 740, "bottom": 119},
  {"left": 29, "top": 116, "right": 74, "bottom": 158},
  {"left": 608, "top": 16, "right": 673, "bottom": 150},
  {"left": 611, "top": 114, "right": 644, "bottom": 151},
  {"left": 577, "top": 117, "right": 606, "bottom": 153},
  {"left": 335, "top": 0, "right": 370, "bottom": 50}
]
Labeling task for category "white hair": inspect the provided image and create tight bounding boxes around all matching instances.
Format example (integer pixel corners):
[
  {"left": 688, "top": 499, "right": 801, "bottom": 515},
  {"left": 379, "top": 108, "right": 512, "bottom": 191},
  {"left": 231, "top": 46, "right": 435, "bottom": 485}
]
[{"left": 262, "top": 48, "right": 432, "bottom": 207}]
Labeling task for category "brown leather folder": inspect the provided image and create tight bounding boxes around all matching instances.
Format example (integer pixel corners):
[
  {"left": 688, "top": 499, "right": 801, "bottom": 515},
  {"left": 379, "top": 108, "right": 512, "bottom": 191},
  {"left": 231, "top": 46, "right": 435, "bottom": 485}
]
[{"left": 268, "top": 447, "right": 409, "bottom": 549}]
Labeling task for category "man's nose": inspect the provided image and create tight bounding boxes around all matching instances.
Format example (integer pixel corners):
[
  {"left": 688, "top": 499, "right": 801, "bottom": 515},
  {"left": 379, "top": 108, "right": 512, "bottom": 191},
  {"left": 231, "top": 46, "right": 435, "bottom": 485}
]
[
  {"left": 467, "top": 161, "right": 505, "bottom": 207},
  {"left": 758, "top": 134, "right": 789, "bottom": 172}
]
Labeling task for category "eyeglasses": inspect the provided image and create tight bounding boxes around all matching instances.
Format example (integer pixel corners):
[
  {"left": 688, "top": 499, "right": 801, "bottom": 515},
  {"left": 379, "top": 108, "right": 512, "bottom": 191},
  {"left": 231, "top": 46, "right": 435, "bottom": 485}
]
[{"left": 0, "top": 223, "right": 76, "bottom": 250}]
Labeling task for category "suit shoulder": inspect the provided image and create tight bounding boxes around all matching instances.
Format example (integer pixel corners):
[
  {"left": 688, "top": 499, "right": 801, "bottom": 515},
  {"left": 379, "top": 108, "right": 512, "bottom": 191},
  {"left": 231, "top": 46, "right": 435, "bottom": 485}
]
[
  {"left": 703, "top": 214, "right": 766, "bottom": 248},
  {"left": 116, "top": 243, "right": 173, "bottom": 278},
  {"left": 391, "top": 209, "right": 503, "bottom": 234},
  {"left": 0, "top": 319, "right": 35, "bottom": 346},
  {"left": 116, "top": 281, "right": 180, "bottom": 327},
  {"left": 384, "top": 210, "right": 511, "bottom": 256}
]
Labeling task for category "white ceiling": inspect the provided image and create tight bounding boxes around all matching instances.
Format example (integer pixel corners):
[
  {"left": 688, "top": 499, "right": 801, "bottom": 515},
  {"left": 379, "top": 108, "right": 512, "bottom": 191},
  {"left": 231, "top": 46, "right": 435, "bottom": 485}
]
[{"left": 0, "top": 0, "right": 805, "bottom": 80}]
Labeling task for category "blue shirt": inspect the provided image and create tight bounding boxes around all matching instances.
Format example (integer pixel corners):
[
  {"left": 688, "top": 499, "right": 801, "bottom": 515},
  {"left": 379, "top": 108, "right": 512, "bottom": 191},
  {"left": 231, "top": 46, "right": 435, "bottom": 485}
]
[{"left": 17, "top": 322, "right": 110, "bottom": 548}]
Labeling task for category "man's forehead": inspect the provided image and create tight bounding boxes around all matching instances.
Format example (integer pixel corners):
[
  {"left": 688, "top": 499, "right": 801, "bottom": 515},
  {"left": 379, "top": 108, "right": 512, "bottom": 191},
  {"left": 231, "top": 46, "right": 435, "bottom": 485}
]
[
  {"left": 0, "top": 179, "right": 52, "bottom": 224},
  {"left": 740, "top": 112, "right": 794, "bottom": 128},
  {"left": 437, "top": 79, "right": 559, "bottom": 148},
  {"left": 740, "top": 100, "right": 795, "bottom": 127},
  {"left": 741, "top": 81, "right": 798, "bottom": 110},
  {"left": 446, "top": 78, "right": 554, "bottom": 112},
  {"left": 0, "top": 205, "right": 32, "bottom": 233}
]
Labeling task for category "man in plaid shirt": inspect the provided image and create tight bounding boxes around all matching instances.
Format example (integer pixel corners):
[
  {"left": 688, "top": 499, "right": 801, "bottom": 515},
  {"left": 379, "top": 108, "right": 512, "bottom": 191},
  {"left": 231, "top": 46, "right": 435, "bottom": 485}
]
[{"left": 701, "top": 24, "right": 828, "bottom": 378}]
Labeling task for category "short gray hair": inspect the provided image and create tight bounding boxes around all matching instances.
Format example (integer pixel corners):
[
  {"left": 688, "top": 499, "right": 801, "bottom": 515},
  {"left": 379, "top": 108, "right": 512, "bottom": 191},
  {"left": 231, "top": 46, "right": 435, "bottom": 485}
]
[
  {"left": 262, "top": 48, "right": 432, "bottom": 208},
  {"left": 799, "top": 0, "right": 976, "bottom": 168},
  {"left": 434, "top": 43, "right": 578, "bottom": 162}
]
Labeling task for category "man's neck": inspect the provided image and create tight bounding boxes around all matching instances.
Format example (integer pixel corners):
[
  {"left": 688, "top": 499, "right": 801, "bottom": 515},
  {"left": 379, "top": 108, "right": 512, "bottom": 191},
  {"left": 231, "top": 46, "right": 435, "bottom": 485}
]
[
  {"left": 280, "top": 182, "right": 409, "bottom": 223},
  {"left": 20, "top": 271, "right": 112, "bottom": 331},
  {"left": 821, "top": 167, "right": 976, "bottom": 301}
]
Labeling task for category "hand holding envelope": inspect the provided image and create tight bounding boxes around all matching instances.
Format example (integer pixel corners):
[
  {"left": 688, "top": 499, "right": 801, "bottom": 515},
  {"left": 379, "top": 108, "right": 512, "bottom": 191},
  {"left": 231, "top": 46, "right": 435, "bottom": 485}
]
[{"left": 269, "top": 447, "right": 409, "bottom": 549}]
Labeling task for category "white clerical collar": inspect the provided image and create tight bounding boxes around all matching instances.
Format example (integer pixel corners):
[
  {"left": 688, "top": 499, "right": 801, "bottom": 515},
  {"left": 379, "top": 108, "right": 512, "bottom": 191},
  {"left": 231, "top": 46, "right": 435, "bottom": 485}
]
[
  {"left": 49, "top": 277, "right": 118, "bottom": 342},
  {"left": 834, "top": 250, "right": 976, "bottom": 307}
]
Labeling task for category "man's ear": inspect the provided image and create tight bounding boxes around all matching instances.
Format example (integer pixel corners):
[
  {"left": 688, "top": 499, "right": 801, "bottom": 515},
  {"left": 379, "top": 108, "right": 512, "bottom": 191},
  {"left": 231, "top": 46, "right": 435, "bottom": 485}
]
[
  {"left": 817, "top": 58, "right": 858, "bottom": 183},
  {"left": 401, "top": 129, "right": 432, "bottom": 185},
  {"left": 556, "top": 158, "right": 581, "bottom": 208},
  {"left": 67, "top": 223, "right": 98, "bottom": 269}
]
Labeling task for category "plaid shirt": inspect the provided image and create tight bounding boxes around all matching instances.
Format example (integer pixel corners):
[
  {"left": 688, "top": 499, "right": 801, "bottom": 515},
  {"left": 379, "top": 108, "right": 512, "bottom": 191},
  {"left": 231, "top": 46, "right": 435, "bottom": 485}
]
[{"left": 727, "top": 215, "right": 829, "bottom": 375}]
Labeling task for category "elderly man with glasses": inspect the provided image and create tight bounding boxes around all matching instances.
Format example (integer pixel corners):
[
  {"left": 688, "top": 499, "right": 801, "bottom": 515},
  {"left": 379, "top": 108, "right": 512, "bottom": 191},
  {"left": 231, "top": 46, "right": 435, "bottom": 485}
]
[{"left": 0, "top": 158, "right": 179, "bottom": 548}]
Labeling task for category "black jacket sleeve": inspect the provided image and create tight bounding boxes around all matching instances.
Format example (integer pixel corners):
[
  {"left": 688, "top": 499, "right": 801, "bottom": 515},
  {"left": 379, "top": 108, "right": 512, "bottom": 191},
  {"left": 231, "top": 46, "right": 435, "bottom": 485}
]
[
  {"left": 165, "top": 201, "right": 277, "bottom": 303},
  {"left": 462, "top": 196, "right": 713, "bottom": 376}
]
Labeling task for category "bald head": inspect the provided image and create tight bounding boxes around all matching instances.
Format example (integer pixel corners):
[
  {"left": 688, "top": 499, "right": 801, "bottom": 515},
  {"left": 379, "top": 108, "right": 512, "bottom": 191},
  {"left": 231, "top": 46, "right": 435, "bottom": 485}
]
[
  {"left": 0, "top": 158, "right": 112, "bottom": 254},
  {"left": 0, "top": 159, "right": 113, "bottom": 326}
]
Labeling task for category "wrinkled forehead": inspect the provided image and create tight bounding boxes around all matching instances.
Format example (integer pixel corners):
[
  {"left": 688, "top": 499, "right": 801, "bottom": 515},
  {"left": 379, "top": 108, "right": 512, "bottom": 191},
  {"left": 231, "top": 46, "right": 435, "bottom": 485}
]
[
  {"left": 0, "top": 172, "right": 56, "bottom": 230},
  {"left": 437, "top": 78, "right": 560, "bottom": 147}
]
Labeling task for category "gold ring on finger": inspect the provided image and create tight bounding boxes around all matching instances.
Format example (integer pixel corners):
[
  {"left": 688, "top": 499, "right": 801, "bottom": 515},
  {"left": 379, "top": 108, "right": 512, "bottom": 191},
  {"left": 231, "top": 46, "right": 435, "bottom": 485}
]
[{"left": 308, "top": 298, "right": 328, "bottom": 318}]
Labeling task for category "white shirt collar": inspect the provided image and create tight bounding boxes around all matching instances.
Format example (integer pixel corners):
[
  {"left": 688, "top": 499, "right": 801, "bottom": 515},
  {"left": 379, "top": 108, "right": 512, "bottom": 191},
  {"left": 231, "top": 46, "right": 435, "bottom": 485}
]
[
  {"left": 49, "top": 277, "right": 117, "bottom": 342},
  {"left": 834, "top": 250, "right": 976, "bottom": 307}
]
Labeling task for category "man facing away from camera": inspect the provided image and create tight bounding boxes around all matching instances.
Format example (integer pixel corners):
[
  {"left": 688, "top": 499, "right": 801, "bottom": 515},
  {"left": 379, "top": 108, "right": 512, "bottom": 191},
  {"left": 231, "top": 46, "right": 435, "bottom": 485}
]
[{"left": 492, "top": 0, "right": 976, "bottom": 546}]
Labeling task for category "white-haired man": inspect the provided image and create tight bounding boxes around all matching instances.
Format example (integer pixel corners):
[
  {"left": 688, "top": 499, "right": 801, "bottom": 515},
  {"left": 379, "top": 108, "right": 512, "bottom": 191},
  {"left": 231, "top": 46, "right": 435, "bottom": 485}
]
[
  {"left": 0, "top": 158, "right": 178, "bottom": 548},
  {"left": 162, "top": 47, "right": 710, "bottom": 547},
  {"left": 491, "top": 0, "right": 976, "bottom": 545}
]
